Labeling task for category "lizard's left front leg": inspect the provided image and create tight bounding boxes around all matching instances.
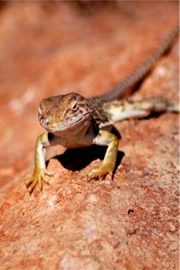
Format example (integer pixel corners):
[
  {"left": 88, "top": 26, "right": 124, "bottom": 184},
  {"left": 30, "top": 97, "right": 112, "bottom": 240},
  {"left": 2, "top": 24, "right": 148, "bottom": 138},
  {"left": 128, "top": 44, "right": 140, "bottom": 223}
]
[{"left": 89, "top": 130, "right": 119, "bottom": 179}]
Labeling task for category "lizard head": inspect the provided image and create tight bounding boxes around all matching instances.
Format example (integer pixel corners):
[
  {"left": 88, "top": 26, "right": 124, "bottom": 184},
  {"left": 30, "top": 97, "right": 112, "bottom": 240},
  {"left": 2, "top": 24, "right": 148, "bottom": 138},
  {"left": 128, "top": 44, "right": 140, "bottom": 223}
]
[{"left": 38, "top": 93, "right": 92, "bottom": 135}]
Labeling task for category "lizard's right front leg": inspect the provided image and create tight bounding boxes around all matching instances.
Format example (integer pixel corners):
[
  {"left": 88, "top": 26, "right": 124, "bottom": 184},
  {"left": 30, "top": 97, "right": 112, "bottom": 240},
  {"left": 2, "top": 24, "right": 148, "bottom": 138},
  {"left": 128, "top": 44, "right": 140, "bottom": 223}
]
[{"left": 26, "top": 132, "right": 53, "bottom": 194}]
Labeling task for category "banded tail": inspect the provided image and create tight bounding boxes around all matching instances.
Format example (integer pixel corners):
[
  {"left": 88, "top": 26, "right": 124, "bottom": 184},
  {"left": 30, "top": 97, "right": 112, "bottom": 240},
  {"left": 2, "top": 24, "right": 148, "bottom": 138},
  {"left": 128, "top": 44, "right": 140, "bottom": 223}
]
[{"left": 98, "top": 25, "right": 179, "bottom": 102}]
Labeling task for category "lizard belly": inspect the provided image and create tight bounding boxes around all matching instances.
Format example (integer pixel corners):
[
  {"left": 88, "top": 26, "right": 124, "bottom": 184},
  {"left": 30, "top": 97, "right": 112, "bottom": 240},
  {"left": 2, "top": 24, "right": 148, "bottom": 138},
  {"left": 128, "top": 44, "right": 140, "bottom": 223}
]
[
  {"left": 56, "top": 138, "right": 90, "bottom": 148},
  {"left": 49, "top": 124, "right": 97, "bottom": 149}
]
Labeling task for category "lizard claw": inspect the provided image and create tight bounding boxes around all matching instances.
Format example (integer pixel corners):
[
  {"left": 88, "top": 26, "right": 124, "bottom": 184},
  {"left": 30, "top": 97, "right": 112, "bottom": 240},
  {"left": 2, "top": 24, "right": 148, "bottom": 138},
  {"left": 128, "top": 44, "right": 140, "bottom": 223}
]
[
  {"left": 88, "top": 163, "right": 113, "bottom": 181},
  {"left": 44, "top": 169, "right": 54, "bottom": 177},
  {"left": 25, "top": 167, "right": 53, "bottom": 195}
]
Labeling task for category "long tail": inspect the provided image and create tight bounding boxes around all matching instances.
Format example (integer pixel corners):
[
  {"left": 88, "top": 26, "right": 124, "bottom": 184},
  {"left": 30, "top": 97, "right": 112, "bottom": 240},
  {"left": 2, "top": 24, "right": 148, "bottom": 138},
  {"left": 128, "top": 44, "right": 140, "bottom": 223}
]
[{"left": 98, "top": 25, "right": 179, "bottom": 102}]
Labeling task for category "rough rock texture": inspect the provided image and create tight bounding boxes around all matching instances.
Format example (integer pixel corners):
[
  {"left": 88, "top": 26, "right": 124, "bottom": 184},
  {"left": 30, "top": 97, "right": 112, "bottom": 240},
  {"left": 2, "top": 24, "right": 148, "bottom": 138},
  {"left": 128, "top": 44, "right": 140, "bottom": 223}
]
[{"left": 0, "top": 2, "right": 179, "bottom": 270}]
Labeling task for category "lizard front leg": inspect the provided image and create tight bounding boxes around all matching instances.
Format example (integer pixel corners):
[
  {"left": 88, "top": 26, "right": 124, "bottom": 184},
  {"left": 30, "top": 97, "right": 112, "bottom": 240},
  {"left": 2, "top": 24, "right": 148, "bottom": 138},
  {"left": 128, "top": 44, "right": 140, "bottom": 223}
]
[
  {"left": 89, "top": 130, "right": 119, "bottom": 179},
  {"left": 26, "top": 132, "right": 53, "bottom": 194}
]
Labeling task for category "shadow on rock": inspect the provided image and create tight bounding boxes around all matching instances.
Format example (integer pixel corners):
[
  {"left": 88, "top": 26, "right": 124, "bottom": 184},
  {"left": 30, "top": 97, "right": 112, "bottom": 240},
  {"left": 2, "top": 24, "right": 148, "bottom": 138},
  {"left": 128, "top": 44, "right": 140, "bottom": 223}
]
[{"left": 48, "top": 127, "right": 124, "bottom": 174}]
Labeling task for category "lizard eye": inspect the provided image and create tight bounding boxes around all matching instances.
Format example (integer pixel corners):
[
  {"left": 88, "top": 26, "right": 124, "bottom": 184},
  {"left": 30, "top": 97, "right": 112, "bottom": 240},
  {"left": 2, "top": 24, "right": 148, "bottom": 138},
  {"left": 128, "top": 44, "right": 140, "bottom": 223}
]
[{"left": 71, "top": 102, "right": 79, "bottom": 111}]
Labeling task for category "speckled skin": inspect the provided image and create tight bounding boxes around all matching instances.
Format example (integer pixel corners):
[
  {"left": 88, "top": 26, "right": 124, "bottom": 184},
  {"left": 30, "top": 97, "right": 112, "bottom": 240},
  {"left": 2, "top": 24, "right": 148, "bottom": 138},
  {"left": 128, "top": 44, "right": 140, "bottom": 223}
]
[{"left": 26, "top": 26, "right": 179, "bottom": 194}]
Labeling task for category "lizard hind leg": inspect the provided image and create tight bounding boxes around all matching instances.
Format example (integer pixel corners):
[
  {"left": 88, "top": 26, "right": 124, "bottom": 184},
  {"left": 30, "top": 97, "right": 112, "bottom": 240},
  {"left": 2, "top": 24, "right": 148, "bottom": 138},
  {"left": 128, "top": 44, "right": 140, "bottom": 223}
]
[
  {"left": 140, "top": 97, "right": 180, "bottom": 113},
  {"left": 103, "top": 97, "right": 179, "bottom": 123},
  {"left": 89, "top": 130, "right": 119, "bottom": 180}
]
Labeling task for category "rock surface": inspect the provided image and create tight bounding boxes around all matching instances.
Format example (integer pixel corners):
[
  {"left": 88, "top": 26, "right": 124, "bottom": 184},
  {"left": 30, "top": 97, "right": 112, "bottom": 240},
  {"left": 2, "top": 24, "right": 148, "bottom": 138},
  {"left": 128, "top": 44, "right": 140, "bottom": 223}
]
[{"left": 0, "top": 2, "right": 179, "bottom": 270}]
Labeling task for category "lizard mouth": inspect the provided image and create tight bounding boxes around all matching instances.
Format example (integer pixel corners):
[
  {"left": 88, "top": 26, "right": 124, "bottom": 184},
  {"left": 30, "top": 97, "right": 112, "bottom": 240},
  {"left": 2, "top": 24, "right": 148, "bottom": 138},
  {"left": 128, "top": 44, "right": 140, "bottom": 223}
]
[{"left": 42, "top": 112, "right": 91, "bottom": 133}]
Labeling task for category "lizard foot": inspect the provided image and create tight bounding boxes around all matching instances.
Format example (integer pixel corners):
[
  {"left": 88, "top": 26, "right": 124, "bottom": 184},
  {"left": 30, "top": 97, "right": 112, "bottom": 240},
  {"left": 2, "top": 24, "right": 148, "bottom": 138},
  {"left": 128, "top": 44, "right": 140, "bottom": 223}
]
[
  {"left": 25, "top": 168, "right": 54, "bottom": 195},
  {"left": 88, "top": 162, "right": 113, "bottom": 180}
]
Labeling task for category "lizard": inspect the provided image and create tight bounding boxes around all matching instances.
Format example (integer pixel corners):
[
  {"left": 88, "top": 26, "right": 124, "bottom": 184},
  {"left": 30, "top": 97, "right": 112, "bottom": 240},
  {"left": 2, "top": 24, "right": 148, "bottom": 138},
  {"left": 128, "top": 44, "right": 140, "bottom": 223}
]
[{"left": 26, "top": 25, "right": 179, "bottom": 194}]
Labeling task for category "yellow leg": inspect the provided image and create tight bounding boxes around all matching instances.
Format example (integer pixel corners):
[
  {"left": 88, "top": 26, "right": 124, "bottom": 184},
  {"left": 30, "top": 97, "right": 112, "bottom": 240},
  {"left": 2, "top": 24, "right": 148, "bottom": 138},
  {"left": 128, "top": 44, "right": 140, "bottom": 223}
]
[
  {"left": 26, "top": 132, "right": 53, "bottom": 194},
  {"left": 89, "top": 130, "right": 119, "bottom": 179}
]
